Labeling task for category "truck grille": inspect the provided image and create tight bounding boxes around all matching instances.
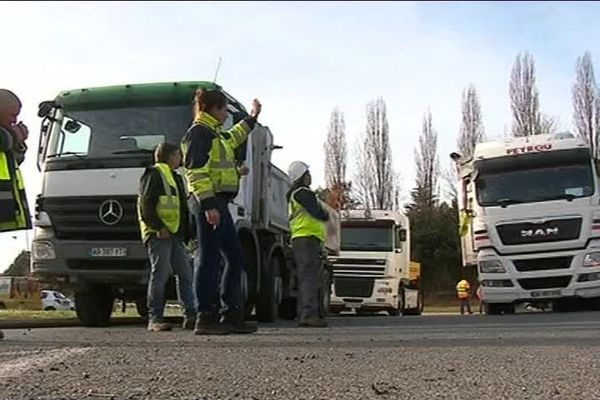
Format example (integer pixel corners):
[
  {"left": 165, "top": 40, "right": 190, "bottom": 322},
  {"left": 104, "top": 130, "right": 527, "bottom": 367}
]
[
  {"left": 42, "top": 196, "right": 140, "bottom": 241},
  {"left": 332, "top": 258, "right": 386, "bottom": 278},
  {"left": 334, "top": 278, "right": 374, "bottom": 298},
  {"left": 513, "top": 257, "right": 573, "bottom": 272},
  {"left": 496, "top": 218, "right": 582, "bottom": 245},
  {"left": 518, "top": 276, "right": 571, "bottom": 290},
  {"left": 67, "top": 260, "right": 148, "bottom": 271}
]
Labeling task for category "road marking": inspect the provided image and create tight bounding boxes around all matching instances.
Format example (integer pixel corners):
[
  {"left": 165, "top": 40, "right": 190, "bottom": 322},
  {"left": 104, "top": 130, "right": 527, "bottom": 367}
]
[{"left": 0, "top": 347, "right": 90, "bottom": 379}]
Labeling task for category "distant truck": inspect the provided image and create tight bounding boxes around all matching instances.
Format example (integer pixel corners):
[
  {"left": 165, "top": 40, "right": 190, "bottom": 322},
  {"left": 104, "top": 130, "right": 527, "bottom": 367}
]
[
  {"left": 0, "top": 276, "right": 42, "bottom": 310},
  {"left": 31, "top": 81, "right": 340, "bottom": 326},
  {"left": 452, "top": 132, "right": 600, "bottom": 314},
  {"left": 329, "top": 209, "right": 423, "bottom": 316}
]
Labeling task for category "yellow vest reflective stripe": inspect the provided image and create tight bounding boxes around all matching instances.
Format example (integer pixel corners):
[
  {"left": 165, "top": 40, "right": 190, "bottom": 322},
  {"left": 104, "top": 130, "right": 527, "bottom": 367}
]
[
  {"left": 456, "top": 280, "right": 470, "bottom": 299},
  {"left": 458, "top": 210, "right": 473, "bottom": 237},
  {"left": 183, "top": 112, "right": 250, "bottom": 201},
  {"left": 0, "top": 146, "right": 30, "bottom": 232},
  {"left": 138, "top": 163, "right": 181, "bottom": 242},
  {"left": 288, "top": 187, "right": 326, "bottom": 242}
]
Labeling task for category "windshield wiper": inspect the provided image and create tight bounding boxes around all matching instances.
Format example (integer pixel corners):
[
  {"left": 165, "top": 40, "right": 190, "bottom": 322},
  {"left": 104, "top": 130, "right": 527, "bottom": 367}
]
[
  {"left": 46, "top": 151, "right": 87, "bottom": 159},
  {"left": 546, "top": 193, "right": 577, "bottom": 202},
  {"left": 496, "top": 198, "right": 523, "bottom": 208},
  {"left": 112, "top": 149, "right": 154, "bottom": 155}
]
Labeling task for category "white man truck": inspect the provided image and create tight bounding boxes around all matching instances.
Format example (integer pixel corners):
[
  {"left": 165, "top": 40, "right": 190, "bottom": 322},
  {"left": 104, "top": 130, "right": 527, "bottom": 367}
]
[
  {"left": 328, "top": 209, "right": 423, "bottom": 316},
  {"left": 31, "top": 81, "right": 340, "bottom": 326},
  {"left": 452, "top": 132, "right": 600, "bottom": 314}
]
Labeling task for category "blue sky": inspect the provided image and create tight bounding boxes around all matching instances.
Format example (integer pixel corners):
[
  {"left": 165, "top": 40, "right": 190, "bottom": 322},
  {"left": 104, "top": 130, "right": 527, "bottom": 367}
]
[{"left": 0, "top": 1, "right": 598, "bottom": 272}]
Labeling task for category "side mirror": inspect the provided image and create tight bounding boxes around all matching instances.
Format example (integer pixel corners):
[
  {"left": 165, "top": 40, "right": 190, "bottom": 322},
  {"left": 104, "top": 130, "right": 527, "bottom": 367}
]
[
  {"left": 37, "top": 101, "right": 54, "bottom": 118},
  {"left": 64, "top": 120, "right": 81, "bottom": 133},
  {"left": 395, "top": 228, "right": 407, "bottom": 249},
  {"left": 398, "top": 229, "right": 407, "bottom": 242}
]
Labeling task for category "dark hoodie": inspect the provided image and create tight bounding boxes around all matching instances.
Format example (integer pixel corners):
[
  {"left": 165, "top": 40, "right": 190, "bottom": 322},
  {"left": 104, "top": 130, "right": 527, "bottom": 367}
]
[{"left": 286, "top": 182, "right": 329, "bottom": 222}]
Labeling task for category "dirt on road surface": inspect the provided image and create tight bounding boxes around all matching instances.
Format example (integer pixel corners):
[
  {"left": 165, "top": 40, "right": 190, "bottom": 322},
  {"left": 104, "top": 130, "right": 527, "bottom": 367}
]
[{"left": 1, "top": 313, "right": 600, "bottom": 400}]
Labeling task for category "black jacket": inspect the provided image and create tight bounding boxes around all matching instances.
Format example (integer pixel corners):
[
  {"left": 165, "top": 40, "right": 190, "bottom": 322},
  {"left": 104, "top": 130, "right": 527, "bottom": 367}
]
[
  {"left": 286, "top": 183, "right": 329, "bottom": 222},
  {"left": 138, "top": 166, "right": 191, "bottom": 243}
]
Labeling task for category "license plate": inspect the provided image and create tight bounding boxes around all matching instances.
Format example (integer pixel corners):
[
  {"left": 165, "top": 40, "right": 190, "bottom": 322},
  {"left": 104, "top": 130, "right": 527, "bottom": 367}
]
[
  {"left": 345, "top": 302, "right": 363, "bottom": 309},
  {"left": 530, "top": 289, "right": 561, "bottom": 298},
  {"left": 90, "top": 247, "right": 127, "bottom": 257}
]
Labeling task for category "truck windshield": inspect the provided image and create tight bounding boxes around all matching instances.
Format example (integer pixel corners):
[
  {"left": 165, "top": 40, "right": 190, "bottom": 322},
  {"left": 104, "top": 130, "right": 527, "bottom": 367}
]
[
  {"left": 46, "top": 105, "right": 193, "bottom": 161},
  {"left": 476, "top": 161, "right": 594, "bottom": 207},
  {"left": 341, "top": 227, "right": 393, "bottom": 251}
]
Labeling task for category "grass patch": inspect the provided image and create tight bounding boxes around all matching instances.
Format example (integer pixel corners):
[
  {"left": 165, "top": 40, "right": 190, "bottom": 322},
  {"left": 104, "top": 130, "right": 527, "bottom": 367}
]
[{"left": 0, "top": 303, "right": 183, "bottom": 321}]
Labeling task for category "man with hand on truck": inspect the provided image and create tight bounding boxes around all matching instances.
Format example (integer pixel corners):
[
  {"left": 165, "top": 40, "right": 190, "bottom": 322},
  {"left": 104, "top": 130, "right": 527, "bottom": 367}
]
[{"left": 287, "top": 161, "right": 329, "bottom": 328}]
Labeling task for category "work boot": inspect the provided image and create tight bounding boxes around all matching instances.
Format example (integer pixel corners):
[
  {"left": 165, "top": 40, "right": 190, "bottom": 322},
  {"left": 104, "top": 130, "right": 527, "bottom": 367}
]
[
  {"left": 182, "top": 315, "right": 196, "bottom": 331},
  {"left": 299, "top": 316, "right": 328, "bottom": 328},
  {"left": 194, "top": 311, "right": 231, "bottom": 335},
  {"left": 222, "top": 308, "right": 258, "bottom": 334},
  {"left": 147, "top": 320, "right": 172, "bottom": 332}
]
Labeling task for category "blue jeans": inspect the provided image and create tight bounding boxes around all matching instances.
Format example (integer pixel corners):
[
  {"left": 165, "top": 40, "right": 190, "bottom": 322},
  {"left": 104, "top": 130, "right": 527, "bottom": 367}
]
[
  {"left": 146, "top": 236, "right": 196, "bottom": 322},
  {"left": 194, "top": 198, "right": 245, "bottom": 314}
]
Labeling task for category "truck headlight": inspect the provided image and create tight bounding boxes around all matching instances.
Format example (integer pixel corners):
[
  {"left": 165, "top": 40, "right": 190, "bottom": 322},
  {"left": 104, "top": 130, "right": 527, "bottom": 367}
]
[
  {"left": 583, "top": 252, "right": 600, "bottom": 267},
  {"left": 33, "top": 241, "right": 56, "bottom": 260},
  {"left": 479, "top": 259, "right": 506, "bottom": 273}
]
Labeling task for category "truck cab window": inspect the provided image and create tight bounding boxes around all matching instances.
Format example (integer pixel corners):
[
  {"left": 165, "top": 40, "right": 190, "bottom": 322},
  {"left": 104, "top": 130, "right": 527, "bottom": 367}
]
[{"left": 53, "top": 117, "right": 92, "bottom": 157}]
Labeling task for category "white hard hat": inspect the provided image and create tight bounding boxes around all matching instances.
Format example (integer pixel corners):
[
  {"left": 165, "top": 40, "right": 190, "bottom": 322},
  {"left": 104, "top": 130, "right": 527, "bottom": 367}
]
[{"left": 288, "top": 161, "right": 310, "bottom": 183}]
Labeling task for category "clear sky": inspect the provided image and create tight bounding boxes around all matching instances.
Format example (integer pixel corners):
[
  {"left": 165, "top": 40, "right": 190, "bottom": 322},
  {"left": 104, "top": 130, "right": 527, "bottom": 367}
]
[{"left": 1, "top": 1, "right": 599, "bottom": 272}]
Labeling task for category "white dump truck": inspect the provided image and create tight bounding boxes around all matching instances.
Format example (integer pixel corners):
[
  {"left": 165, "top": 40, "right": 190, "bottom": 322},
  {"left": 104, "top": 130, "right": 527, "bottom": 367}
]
[
  {"left": 328, "top": 209, "right": 422, "bottom": 316},
  {"left": 452, "top": 132, "right": 600, "bottom": 314},
  {"left": 31, "top": 81, "right": 340, "bottom": 326}
]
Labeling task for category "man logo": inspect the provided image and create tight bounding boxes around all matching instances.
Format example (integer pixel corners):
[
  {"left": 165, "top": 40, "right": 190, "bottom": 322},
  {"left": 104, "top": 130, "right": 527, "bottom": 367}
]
[
  {"left": 520, "top": 227, "right": 559, "bottom": 238},
  {"left": 98, "top": 199, "right": 124, "bottom": 226}
]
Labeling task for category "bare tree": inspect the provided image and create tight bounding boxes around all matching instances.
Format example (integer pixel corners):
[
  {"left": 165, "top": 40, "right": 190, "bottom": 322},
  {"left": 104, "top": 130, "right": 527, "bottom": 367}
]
[
  {"left": 510, "top": 52, "right": 542, "bottom": 137},
  {"left": 414, "top": 110, "right": 440, "bottom": 209},
  {"left": 354, "top": 97, "right": 400, "bottom": 210},
  {"left": 324, "top": 108, "right": 347, "bottom": 188},
  {"left": 540, "top": 114, "right": 560, "bottom": 135},
  {"left": 457, "top": 84, "right": 485, "bottom": 158},
  {"left": 573, "top": 51, "right": 600, "bottom": 156}
]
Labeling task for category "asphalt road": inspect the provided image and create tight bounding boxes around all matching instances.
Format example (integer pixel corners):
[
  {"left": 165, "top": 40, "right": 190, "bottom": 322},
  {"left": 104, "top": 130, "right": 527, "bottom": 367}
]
[{"left": 1, "top": 311, "right": 600, "bottom": 400}]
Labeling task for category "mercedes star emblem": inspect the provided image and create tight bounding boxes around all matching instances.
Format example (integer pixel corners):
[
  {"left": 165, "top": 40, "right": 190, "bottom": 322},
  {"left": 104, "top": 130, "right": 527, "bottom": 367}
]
[{"left": 99, "top": 199, "right": 124, "bottom": 226}]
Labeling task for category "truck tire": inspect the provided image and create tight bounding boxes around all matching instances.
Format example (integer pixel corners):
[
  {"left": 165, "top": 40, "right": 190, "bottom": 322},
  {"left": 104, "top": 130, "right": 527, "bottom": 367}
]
[
  {"left": 389, "top": 288, "right": 403, "bottom": 316},
  {"left": 279, "top": 297, "right": 297, "bottom": 320},
  {"left": 256, "top": 256, "right": 282, "bottom": 323},
  {"left": 485, "top": 302, "right": 514, "bottom": 315},
  {"left": 75, "top": 286, "right": 114, "bottom": 327},
  {"left": 403, "top": 290, "right": 424, "bottom": 316},
  {"left": 319, "top": 267, "right": 331, "bottom": 318},
  {"left": 135, "top": 297, "right": 148, "bottom": 318}
]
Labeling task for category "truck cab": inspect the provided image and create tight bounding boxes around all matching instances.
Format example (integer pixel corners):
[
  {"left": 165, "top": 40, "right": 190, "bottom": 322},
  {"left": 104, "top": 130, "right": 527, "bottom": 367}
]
[
  {"left": 453, "top": 132, "right": 600, "bottom": 313},
  {"left": 329, "top": 209, "right": 422, "bottom": 316}
]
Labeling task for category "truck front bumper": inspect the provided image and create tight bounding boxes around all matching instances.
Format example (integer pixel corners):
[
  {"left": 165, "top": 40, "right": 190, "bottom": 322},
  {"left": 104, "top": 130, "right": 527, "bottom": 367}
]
[
  {"left": 330, "top": 295, "right": 397, "bottom": 311},
  {"left": 31, "top": 236, "right": 149, "bottom": 287},
  {"left": 482, "top": 276, "right": 600, "bottom": 303}
]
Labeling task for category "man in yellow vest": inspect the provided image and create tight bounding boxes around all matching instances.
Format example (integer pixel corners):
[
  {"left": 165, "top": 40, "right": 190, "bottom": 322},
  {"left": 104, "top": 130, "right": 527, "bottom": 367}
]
[
  {"left": 138, "top": 142, "right": 196, "bottom": 332},
  {"left": 0, "top": 89, "right": 31, "bottom": 234},
  {"left": 456, "top": 278, "right": 473, "bottom": 315},
  {"left": 287, "top": 161, "right": 329, "bottom": 328},
  {"left": 0, "top": 89, "right": 32, "bottom": 340}
]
